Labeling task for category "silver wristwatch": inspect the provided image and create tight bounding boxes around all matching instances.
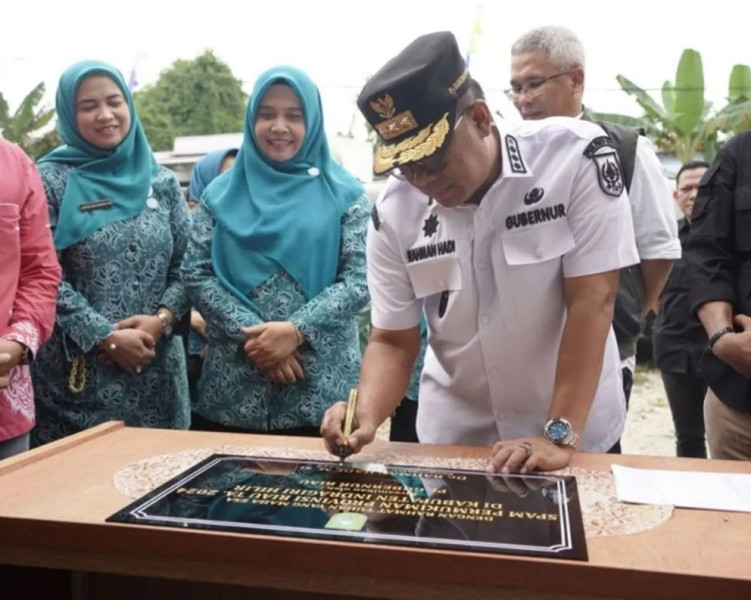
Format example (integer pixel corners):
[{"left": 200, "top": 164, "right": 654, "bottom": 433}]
[
  {"left": 156, "top": 310, "right": 173, "bottom": 337},
  {"left": 543, "top": 417, "right": 579, "bottom": 448}
]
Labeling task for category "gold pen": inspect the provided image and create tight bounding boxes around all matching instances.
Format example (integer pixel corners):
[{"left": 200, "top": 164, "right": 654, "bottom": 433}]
[{"left": 339, "top": 388, "right": 359, "bottom": 462}]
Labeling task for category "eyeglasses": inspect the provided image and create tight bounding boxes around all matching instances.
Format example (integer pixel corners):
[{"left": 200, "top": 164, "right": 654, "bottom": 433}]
[
  {"left": 394, "top": 115, "right": 466, "bottom": 181},
  {"left": 504, "top": 70, "right": 574, "bottom": 100}
]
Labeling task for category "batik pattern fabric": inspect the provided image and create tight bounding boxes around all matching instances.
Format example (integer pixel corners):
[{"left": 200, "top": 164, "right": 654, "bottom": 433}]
[
  {"left": 183, "top": 196, "right": 369, "bottom": 431},
  {"left": 31, "top": 163, "right": 191, "bottom": 446}
]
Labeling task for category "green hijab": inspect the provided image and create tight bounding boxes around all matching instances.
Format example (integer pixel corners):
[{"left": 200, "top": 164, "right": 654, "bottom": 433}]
[
  {"left": 39, "top": 59, "right": 158, "bottom": 250},
  {"left": 204, "top": 66, "right": 364, "bottom": 310}
]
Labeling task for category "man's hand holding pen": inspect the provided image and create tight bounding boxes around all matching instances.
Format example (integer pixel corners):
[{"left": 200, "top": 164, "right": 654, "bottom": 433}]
[
  {"left": 320, "top": 388, "right": 378, "bottom": 460},
  {"left": 337, "top": 389, "right": 359, "bottom": 461}
]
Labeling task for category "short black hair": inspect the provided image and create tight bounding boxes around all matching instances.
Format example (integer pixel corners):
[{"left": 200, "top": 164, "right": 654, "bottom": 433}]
[
  {"left": 467, "top": 77, "right": 485, "bottom": 101},
  {"left": 676, "top": 160, "right": 709, "bottom": 185},
  {"left": 456, "top": 78, "right": 485, "bottom": 114}
]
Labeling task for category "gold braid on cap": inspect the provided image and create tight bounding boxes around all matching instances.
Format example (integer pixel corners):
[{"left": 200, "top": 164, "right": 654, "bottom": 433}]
[
  {"left": 373, "top": 113, "right": 450, "bottom": 175},
  {"left": 448, "top": 68, "right": 469, "bottom": 96}
]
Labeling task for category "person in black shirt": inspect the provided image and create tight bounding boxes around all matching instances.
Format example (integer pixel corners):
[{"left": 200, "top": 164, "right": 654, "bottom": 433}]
[
  {"left": 653, "top": 161, "right": 709, "bottom": 458},
  {"left": 686, "top": 130, "right": 751, "bottom": 460}
]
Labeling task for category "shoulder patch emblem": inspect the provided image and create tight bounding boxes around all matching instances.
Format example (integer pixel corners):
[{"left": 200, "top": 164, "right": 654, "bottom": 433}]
[
  {"left": 505, "top": 135, "right": 527, "bottom": 174},
  {"left": 583, "top": 136, "right": 615, "bottom": 158},
  {"left": 370, "top": 205, "right": 381, "bottom": 230},
  {"left": 593, "top": 151, "right": 624, "bottom": 197}
]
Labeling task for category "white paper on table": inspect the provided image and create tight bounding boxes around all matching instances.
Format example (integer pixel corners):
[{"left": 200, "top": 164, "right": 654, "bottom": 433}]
[{"left": 611, "top": 464, "right": 751, "bottom": 513}]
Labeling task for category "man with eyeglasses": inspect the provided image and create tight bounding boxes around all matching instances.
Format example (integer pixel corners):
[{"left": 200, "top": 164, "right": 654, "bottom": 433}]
[
  {"left": 510, "top": 26, "right": 681, "bottom": 417},
  {"left": 320, "top": 31, "right": 639, "bottom": 473}
]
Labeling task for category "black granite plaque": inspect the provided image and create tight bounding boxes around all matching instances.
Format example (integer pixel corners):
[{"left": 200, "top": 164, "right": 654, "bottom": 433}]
[{"left": 107, "top": 455, "right": 587, "bottom": 560}]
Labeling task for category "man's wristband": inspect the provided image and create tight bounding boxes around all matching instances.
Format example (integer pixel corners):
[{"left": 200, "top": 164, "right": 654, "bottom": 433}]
[{"left": 708, "top": 326, "right": 734, "bottom": 351}]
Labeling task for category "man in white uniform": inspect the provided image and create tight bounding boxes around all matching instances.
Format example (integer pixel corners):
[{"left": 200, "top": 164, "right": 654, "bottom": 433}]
[
  {"left": 509, "top": 26, "right": 681, "bottom": 408},
  {"left": 321, "top": 31, "right": 639, "bottom": 473}
]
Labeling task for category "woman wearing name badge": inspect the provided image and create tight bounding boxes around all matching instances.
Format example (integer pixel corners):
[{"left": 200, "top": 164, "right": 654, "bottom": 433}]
[
  {"left": 31, "top": 60, "right": 191, "bottom": 446},
  {"left": 183, "top": 65, "right": 369, "bottom": 436}
]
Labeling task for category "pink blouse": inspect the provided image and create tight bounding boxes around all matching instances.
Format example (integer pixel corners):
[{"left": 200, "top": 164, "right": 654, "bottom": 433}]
[{"left": 0, "top": 140, "right": 61, "bottom": 441}]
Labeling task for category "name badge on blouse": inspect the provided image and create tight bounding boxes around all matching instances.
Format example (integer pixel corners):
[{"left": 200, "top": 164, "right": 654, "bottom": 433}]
[
  {"left": 79, "top": 200, "right": 113, "bottom": 212},
  {"left": 146, "top": 187, "right": 158, "bottom": 210}
]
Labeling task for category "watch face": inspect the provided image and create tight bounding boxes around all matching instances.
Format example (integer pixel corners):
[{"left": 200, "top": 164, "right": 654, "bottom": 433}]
[
  {"left": 546, "top": 419, "right": 570, "bottom": 443},
  {"left": 158, "top": 313, "right": 172, "bottom": 335}
]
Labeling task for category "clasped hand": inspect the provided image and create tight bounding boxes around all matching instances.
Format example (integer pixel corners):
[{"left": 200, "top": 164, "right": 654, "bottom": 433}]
[
  {"left": 241, "top": 322, "right": 304, "bottom": 384},
  {"left": 98, "top": 315, "right": 161, "bottom": 374}
]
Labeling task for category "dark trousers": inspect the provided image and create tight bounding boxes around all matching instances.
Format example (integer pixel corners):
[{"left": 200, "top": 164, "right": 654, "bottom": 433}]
[
  {"left": 605, "top": 366, "right": 633, "bottom": 454},
  {"left": 660, "top": 370, "right": 708, "bottom": 458},
  {"left": 622, "top": 366, "right": 633, "bottom": 411},
  {"left": 187, "top": 355, "right": 203, "bottom": 406},
  {"left": 389, "top": 397, "right": 419, "bottom": 443},
  {"left": 190, "top": 412, "right": 321, "bottom": 438},
  {"left": 0, "top": 432, "right": 29, "bottom": 460}
]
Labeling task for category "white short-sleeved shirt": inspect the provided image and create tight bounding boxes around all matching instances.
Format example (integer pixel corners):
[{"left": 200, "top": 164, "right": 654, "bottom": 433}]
[
  {"left": 367, "top": 117, "right": 640, "bottom": 452},
  {"left": 629, "top": 136, "right": 681, "bottom": 260}
]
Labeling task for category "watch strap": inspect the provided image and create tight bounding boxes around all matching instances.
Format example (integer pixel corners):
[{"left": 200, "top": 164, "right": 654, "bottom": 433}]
[{"left": 707, "top": 326, "right": 734, "bottom": 351}]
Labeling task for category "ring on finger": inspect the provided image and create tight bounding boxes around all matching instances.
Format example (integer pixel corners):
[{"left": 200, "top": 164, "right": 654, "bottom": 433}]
[
  {"left": 519, "top": 442, "right": 533, "bottom": 458},
  {"left": 135, "top": 366, "right": 142, "bottom": 374}
]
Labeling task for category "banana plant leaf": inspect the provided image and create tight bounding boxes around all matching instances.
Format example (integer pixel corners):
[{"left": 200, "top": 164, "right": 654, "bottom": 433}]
[
  {"left": 673, "top": 49, "right": 705, "bottom": 137},
  {"left": 729, "top": 64, "right": 751, "bottom": 102},
  {"left": 661, "top": 81, "right": 675, "bottom": 117},
  {"left": 588, "top": 111, "right": 661, "bottom": 139},
  {"left": 616, "top": 74, "right": 666, "bottom": 122}
]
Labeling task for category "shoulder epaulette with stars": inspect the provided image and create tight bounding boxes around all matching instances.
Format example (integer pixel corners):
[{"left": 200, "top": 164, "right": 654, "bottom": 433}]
[{"left": 505, "top": 135, "right": 527, "bottom": 174}]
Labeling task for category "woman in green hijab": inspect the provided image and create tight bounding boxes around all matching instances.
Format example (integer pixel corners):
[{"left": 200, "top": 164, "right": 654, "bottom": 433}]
[
  {"left": 183, "top": 66, "right": 369, "bottom": 435},
  {"left": 31, "top": 60, "right": 191, "bottom": 446}
]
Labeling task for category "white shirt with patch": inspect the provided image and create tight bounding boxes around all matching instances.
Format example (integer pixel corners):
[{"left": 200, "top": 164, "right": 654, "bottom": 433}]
[
  {"left": 626, "top": 136, "right": 681, "bottom": 260},
  {"left": 367, "top": 117, "right": 640, "bottom": 452}
]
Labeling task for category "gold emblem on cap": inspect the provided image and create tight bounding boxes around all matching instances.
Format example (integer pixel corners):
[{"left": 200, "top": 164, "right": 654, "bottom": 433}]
[
  {"left": 373, "top": 113, "right": 450, "bottom": 175},
  {"left": 375, "top": 110, "right": 418, "bottom": 141},
  {"left": 448, "top": 68, "right": 469, "bottom": 96},
  {"left": 370, "top": 94, "right": 396, "bottom": 119}
]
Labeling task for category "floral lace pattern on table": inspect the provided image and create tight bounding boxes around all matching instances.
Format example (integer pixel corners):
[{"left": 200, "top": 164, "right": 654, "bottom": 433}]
[{"left": 112, "top": 446, "right": 673, "bottom": 538}]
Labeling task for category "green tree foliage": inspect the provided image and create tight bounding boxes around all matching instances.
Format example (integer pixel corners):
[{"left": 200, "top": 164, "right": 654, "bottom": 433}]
[
  {"left": 0, "top": 82, "right": 60, "bottom": 160},
  {"left": 134, "top": 50, "right": 246, "bottom": 151},
  {"left": 592, "top": 49, "right": 751, "bottom": 163}
]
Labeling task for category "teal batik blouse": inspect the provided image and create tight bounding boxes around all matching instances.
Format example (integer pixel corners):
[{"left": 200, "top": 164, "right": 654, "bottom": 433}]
[
  {"left": 183, "top": 196, "right": 370, "bottom": 432},
  {"left": 31, "top": 163, "right": 191, "bottom": 446}
]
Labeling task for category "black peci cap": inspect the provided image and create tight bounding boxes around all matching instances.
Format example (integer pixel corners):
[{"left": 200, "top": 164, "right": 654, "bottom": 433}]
[{"left": 358, "top": 31, "right": 470, "bottom": 175}]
